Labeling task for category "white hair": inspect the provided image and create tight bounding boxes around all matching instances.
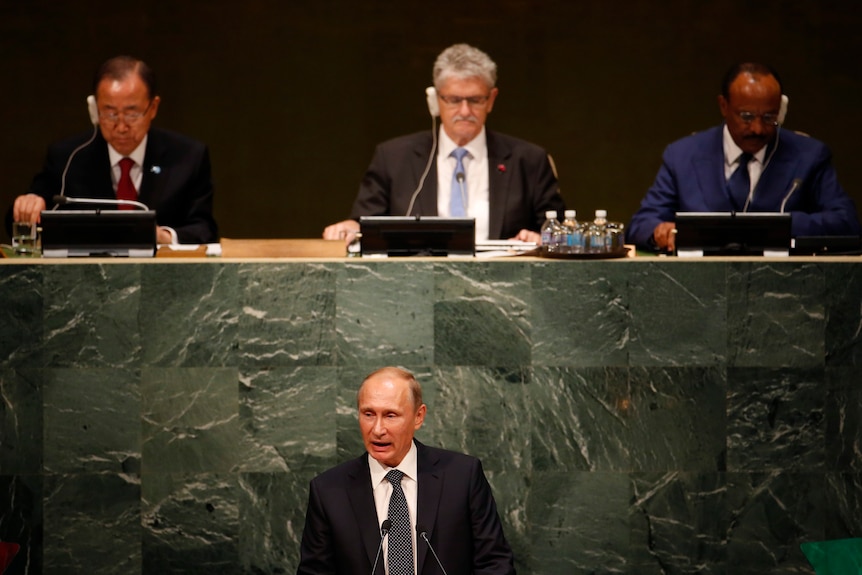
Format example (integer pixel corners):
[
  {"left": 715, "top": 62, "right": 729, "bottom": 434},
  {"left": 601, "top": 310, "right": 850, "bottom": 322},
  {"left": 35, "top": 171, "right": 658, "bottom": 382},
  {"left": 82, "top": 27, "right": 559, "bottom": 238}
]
[{"left": 433, "top": 43, "right": 497, "bottom": 90}]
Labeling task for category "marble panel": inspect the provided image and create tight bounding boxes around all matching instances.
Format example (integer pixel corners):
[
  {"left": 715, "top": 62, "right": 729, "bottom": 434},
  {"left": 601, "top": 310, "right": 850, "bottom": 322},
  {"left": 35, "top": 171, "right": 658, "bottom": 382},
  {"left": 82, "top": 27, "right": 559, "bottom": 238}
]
[
  {"left": 43, "top": 473, "right": 140, "bottom": 575},
  {"left": 726, "top": 472, "right": 824, "bottom": 574},
  {"left": 141, "top": 473, "right": 237, "bottom": 574},
  {"left": 335, "top": 262, "right": 434, "bottom": 366},
  {"left": 628, "top": 261, "right": 727, "bottom": 366},
  {"left": 239, "top": 471, "right": 315, "bottom": 574},
  {"left": 826, "top": 367, "right": 862, "bottom": 473},
  {"left": 526, "top": 471, "right": 630, "bottom": 575},
  {"left": 629, "top": 472, "right": 727, "bottom": 575},
  {"left": 433, "top": 262, "right": 531, "bottom": 366},
  {"left": 0, "top": 265, "right": 42, "bottom": 369},
  {"left": 42, "top": 368, "right": 140, "bottom": 474},
  {"left": 824, "top": 263, "right": 862, "bottom": 366},
  {"left": 530, "top": 366, "right": 631, "bottom": 472},
  {"left": 0, "top": 474, "right": 42, "bottom": 575},
  {"left": 727, "top": 262, "right": 824, "bottom": 368},
  {"left": 824, "top": 472, "right": 862, "bottom": 540},
  {"left": 0, "top": 369, "right": 42, "bottom": 475},
  {"left": 727, "top": 368, "right": 825, "bottom": 472},
  {"left": 531, "top": 261, "right": 630, "bottom": 367},
  {"left": 42, "top": 264, "right": 141, "bottom": 368},
  {"left": 483, "top": 469, "right": 529, "bottom": 575},
  {"left": 141, "top": 367, "right": 239, "bottom": 474},
  {"left": 629, "top": 367, "right": 727, "bottom": 472},
  {"left": 238, "top": 365, "right": 337, "bottom": 473},
  {"left": 140, "top": 263, "right": 240, "bottom": 367},
  {"left": 237, "top": 263, "right": 337, "bottom": 368}
]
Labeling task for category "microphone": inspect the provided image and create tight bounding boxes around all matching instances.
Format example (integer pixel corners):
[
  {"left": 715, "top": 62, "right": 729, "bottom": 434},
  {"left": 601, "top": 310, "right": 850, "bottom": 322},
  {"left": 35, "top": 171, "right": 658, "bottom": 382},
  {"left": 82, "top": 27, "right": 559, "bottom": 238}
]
[
  {"left": 52, "top": 195, "right": 150, "bottom": 212},
  {"left": 370, "top": 519, "right": 391, "bottom": 575},
  {"left": 780, "top": 178, "right": 803, "bottom": 213},
  {"left": 416, "top": 524, "right": 448, "bottom": 575},
  {"left": 405, "top": 101, "right": 439, "bottom": 216},
  {"left": 58, "top": 125, "right": 99, "bottom": 202}
]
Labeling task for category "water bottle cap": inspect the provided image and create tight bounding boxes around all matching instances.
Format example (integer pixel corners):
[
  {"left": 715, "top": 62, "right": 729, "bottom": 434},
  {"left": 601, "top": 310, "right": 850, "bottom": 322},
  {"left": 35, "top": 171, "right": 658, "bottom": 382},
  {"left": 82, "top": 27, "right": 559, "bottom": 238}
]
[
  {"left": 564, "top": 210, "right": 576, "bottom": 218},
  {"left": 595, "top": 209, "right": 607, "bottom": 218},
  {"left": 545, "top": 210, "right": 557, "bottom": 218}
]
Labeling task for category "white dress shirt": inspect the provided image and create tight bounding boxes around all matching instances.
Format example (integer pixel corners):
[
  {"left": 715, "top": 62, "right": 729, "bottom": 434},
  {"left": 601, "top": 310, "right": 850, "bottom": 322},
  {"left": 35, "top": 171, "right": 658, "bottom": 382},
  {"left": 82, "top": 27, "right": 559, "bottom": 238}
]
[
  {"left": 437, "top": 126, "right": 491, "bottom": 240},
  {"left": 722, "top": 125, "right": 769, "bottom": 203},
  {"left": 369, "top": 443, "right": 419, "bottom": 575}
]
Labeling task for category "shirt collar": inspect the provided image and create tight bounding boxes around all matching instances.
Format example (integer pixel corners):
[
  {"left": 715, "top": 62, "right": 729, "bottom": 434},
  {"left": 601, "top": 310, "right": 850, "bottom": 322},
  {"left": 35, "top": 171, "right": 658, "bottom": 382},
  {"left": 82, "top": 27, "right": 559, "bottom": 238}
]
[
  {"left": 107, "top": 134, "right": 148, "bottom": 167},
  {"left": 438, "top": 125, "right": 487, "bottom": 161},
  {"left": 368, "top": 441, "right": 418, "bottom": 486},
  {"left": 722, "top": 124, "right": 767, "bottom": 166}
]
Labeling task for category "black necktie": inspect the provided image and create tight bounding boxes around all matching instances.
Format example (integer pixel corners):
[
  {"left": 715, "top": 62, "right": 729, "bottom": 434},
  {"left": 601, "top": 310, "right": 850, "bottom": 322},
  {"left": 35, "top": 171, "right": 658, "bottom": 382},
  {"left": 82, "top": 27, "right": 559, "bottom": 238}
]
[
  {"left": 727, "top": 152, "right": 752, "bottom": 210},
  {"left": 386, "top": 469, "right": 413, "bottom": 575}
]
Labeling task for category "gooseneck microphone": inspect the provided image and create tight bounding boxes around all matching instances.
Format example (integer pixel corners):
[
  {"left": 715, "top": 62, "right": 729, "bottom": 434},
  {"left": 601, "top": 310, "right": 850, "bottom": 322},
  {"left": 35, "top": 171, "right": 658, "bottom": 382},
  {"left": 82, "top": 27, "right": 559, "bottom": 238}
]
[
  {"left": 52, "top": 195, "right": 150, "bottom": 212},
  {"left": 57, "top": 124, "right": 99, "bottom": 205},
  {"left": 416, "top": 524, "right": 449, "bottom": 575},
  {"left": 405, "top": 103, "right": 439, "bottom": 217},
  {"left": 456, "top": 172, "right": 466, "bottom": 212},
  {"left": 370, "top": 519, "right": 391, "bottom": 575},
  {"left": 780, "top": 178, "right": 803, "bottom": 213}
]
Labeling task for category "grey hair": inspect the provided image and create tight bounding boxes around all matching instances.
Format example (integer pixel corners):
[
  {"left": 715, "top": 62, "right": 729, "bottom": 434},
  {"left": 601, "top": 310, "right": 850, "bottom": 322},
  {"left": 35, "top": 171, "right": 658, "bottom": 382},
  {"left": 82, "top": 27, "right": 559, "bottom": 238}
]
[
  {"left": 357, "top": 366, "right": 424, "bottom": 410},
  {"left": 433, "top": 43, "right": 497, "bottom": 90}
]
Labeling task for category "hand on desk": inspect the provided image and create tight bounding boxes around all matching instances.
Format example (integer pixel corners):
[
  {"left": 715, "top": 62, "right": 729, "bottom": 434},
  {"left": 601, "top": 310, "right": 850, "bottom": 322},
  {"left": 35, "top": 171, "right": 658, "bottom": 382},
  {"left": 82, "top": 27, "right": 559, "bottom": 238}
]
[
  {"left": 323, "top": 219, "right": 360, "bottom": 243},
  {"left": 653, "top": 221, "right": 676, "bottom": 252},
  {"left": 13, "top": 193, "right": 46, "bottom": 225},
  {"left": 511, "top": 229, "right": 541, "bottom": 244}
]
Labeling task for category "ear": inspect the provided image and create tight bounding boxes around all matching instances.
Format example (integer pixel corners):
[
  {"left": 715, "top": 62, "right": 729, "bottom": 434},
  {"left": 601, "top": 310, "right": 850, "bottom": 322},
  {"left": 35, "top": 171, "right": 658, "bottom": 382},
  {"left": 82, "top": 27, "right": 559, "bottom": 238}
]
[
  {"left": 413, "top": 404, "right": 427, "bottom": 430},
  {"left": 149, "top": 95, "right": 161, "bottom": 120},
  {"left": 486, "top": 87, "right": 499, "bottom": 113}
]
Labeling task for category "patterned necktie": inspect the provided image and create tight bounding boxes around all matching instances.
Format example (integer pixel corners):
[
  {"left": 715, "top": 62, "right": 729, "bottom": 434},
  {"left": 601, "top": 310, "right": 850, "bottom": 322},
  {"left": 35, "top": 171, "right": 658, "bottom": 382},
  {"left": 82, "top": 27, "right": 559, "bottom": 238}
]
[
  {"left": 386, "top": 469, "right": 413, "bottom": 575},
  {"left": 727, "top": 152, "right": 752, "bottom": 210},
  {"left": 117, "top": 157, "right": 137, "bottom": 210},
  {"left": 450, "top": 147, "right": 469, "bottom": 217}
]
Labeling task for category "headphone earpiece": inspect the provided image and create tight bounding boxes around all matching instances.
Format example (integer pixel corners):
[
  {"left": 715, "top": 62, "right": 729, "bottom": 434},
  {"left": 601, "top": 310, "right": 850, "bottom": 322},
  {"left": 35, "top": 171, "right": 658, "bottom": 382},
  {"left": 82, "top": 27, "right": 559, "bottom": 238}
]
[{"left": 778, "top": 94, "right": 789, "bottom": 125}]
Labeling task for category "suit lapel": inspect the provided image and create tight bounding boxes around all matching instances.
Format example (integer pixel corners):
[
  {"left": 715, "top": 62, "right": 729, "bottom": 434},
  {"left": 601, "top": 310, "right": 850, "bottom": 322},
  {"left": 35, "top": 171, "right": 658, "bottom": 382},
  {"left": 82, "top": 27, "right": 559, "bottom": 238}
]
[
  {"left": 692, "top": 129, "right": 731, "bottom": 211},
  {"left": 139, "top": 130, "right": 165, "bottom": 209},
  {"left": 486, "top": 131, "right": 513, "bottom": 239},
  {"left": 415, "top": 441, "right": 442, "bottom": 575},
  {"left": 413, "top": 135, "right": 439, "bottom": 216},
  {"left": 346, "top": 454, "right": 385, "bottom": 572}
]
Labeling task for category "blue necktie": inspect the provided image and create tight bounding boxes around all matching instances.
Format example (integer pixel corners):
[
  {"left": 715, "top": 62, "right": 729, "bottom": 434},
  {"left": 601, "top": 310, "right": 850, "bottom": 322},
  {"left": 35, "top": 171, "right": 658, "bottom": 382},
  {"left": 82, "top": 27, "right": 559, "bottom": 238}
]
[
  {"left": 450, "top": 147, "right": 469, "bottom": 217},
  {"left": 727, "top": 152, "right": 752, "bottom": 210},
  {"left": 386, "top": 469, "right": 413, "bottom": 575}
]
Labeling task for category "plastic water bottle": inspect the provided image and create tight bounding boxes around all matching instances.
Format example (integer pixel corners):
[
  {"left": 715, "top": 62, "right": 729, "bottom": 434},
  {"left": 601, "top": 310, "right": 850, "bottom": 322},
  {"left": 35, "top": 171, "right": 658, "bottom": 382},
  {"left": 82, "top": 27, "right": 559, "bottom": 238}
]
[
  {"left": 561, "top": 210, "right": 581, "bottom": 254},
  {"left": 586, "top": 209, "right": 608, "bottom": 253},
  {"left": 541, "top": 210, "right": 562, "bottom": 253}
]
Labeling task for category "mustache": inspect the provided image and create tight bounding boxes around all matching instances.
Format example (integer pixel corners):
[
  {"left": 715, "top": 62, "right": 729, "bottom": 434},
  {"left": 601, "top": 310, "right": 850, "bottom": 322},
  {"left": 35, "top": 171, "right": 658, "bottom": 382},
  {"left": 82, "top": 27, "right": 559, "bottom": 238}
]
[{"left": 453, "top": 115, "right": 479, "bottom": 123}]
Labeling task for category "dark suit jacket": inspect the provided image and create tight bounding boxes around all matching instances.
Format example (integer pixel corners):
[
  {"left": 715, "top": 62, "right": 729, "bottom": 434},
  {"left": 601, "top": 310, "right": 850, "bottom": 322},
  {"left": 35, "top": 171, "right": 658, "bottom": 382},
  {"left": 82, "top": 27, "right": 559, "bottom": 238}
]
[
  {"left": 296, "top": 441, "right": 515, "bottom": 575},
  {"left": 14, "top": 127, "right": 218, "bottom": 244},
  {"left": 626, "top": 125, "right": 861, "bottom": 248},
  {"left": 349, "top": 130, "right": 565, "bottom": 239}
]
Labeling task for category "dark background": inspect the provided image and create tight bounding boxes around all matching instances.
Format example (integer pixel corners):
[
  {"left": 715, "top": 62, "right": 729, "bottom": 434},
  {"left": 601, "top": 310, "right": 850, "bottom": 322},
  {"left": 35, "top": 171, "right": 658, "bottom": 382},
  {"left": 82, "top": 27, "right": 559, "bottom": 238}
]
[{"left": 2, "top": 0, "right": 861, "bottom": 241}]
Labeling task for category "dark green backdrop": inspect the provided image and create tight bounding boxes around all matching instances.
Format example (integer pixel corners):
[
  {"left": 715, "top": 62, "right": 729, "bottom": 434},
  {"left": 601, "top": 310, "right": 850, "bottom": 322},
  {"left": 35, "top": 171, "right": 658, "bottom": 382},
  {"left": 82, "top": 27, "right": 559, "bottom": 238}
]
[{"left": 2, "top": 0, "right": 861, "bottom": 240}]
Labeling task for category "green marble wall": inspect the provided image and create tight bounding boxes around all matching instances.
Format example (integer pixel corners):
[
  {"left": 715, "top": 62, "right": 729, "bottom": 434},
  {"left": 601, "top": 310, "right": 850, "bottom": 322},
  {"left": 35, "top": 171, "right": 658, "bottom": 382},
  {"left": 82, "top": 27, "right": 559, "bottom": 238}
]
[{"left": 1, "top": 259, "right": 861, "bottom": 574}]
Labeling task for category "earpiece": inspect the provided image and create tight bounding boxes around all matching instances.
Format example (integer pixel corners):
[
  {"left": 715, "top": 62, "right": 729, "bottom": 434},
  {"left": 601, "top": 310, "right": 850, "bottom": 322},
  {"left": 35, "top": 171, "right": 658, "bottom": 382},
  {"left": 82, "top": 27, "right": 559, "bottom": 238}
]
[
  {"left": 86, "top": 95, "right": 98, "bottom": 125},
  {"left": 778, "top": 94, "right": 789, "bottom": 125},
  {"left": 425, "top": 87, "right": 439, "bottom": 117}
]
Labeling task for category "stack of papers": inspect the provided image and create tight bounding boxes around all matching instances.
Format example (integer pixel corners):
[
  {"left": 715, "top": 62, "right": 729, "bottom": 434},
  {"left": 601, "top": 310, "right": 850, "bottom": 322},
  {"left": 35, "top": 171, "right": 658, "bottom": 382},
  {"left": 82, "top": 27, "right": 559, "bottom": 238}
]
[{"left": 475, "top": 240, "right": 538, "bottom": 258}]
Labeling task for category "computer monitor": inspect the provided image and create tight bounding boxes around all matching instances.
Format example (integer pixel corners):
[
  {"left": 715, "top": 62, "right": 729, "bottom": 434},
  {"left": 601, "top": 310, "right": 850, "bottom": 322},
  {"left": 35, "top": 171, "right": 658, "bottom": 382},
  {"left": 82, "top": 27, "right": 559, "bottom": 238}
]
[
  {"left": 359, "top": 216, "right": 475, "bottom": 257},
  {"left": 674, "top": 212, "right": 792, "bottom": 256},
  {"left": 40, "top": 210, "right": 157, "bottom": 257}
]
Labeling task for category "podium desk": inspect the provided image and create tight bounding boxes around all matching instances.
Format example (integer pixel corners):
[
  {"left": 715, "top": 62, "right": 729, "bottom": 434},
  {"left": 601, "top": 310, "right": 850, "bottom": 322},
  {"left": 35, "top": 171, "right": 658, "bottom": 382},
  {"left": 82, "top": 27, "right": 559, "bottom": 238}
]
[{"left": 1, "top": 254, "right": 861, "bottom": 574}]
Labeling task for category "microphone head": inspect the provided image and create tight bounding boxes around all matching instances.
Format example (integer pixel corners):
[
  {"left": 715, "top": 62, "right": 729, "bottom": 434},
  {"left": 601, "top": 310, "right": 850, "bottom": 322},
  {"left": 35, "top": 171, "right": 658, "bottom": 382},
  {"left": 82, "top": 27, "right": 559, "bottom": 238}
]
[
  {"left": 381, "top": 519, "right": 392, "bottom": 534},
  {"left": 52, "top": 195, "right": 68, "bottom": 205},
  {"left": 456, "top": 172, "right": 465, "bottom": 183},
  {"left": 416, "top": 524, "right": 427, "bottom": 537}
]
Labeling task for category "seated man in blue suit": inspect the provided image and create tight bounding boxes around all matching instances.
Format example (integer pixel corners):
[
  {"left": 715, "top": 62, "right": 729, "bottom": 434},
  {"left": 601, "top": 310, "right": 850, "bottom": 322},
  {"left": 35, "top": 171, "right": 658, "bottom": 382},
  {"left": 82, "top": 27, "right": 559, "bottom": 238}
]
[
  {"left": 627, "top": 62, "right": 861, "bottom": 252},
  {"left": 297, "top": 367, "right": 515, "bottom": 575}
]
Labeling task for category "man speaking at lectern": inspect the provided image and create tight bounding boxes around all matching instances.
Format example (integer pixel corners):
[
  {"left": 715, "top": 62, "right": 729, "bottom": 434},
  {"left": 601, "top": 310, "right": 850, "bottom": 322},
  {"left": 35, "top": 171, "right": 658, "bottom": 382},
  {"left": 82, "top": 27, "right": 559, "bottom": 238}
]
[
  {"left": 626, "top": 62, "right": 860, "bottom": 252},
  {"left": 323, "top": 43, "right": 565, "bottom": 244},
  {"left": 296, "top": 367, "right": 515, "bottom": 575},
  {"left": 9, "top": 55, "right": 218, "bottom": 245}
]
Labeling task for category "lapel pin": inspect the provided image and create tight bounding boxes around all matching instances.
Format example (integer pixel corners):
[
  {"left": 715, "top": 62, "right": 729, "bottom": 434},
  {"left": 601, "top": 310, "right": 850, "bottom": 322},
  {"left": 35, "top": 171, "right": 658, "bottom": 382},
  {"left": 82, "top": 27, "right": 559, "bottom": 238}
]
[
  {"left": 497, "top": 164, "right": 506, "bottom": 173},
  {"left": 150, "top": 166, "right": 161, "bottom": 174}
]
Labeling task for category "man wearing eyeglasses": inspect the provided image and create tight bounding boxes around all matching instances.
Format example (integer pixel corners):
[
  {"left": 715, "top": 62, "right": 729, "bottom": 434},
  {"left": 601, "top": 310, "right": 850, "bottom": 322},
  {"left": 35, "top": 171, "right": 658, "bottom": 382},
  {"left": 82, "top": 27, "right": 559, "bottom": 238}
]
[
  {"left": 627, "top": 62, "right": 860, "bottom": 252},
  {"left": 323, "top": 43, "right": 565, "bottom": 244},
  {"left": 9, "top": 55, "right": 218, "bottom": 245}
]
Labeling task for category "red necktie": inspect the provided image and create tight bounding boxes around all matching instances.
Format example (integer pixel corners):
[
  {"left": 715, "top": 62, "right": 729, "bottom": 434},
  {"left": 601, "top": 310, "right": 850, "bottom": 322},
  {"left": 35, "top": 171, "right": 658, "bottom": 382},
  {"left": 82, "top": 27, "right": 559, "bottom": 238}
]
[{"left": 117, "top": 157, "right": 137, "bottom": 209}]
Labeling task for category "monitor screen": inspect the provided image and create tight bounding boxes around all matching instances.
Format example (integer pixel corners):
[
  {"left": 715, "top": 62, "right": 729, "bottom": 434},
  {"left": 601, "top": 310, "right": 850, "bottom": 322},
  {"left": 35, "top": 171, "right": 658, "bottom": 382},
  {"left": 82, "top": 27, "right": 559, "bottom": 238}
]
[
  {"left": 40, "top": 210, "right": 157, "bottom": 257},
  {"left": 675, "top": 212, "right": 792, "bottom": 256},
  {"left": 359, "top": 216, "right": 475, "bottom": 257}
]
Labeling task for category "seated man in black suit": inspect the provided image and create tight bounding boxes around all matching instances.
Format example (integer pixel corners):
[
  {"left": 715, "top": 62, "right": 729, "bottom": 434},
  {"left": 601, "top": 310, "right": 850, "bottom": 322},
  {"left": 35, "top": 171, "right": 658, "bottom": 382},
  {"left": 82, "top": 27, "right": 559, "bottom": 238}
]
[
  {"left": 9, "top": 55, "right": 218, "bottom": 245},
  {"left": 297, "top": 367, "right": 515, "bottom": 575},
  {"left": 323, "top": 43, "right": 565, "bottom": 245}
]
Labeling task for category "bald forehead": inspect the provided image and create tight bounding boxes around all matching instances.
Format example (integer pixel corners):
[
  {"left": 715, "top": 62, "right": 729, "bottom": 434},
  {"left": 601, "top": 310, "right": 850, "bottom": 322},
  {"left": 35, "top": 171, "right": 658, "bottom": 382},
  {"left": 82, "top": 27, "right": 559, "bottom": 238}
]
[{"left": 729, "top": 73, "right": 780, "bottom": 97}]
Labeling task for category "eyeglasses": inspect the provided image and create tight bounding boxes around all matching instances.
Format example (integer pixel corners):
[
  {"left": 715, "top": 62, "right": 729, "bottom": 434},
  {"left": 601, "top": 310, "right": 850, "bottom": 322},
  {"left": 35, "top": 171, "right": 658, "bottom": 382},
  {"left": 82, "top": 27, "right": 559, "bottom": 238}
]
[
  {"left": 736, "top": 111, "right": 779, "bottom": 126},
  {"left": 438, "top": 94, "right": 490, "bottom": 107},
  {"left": 99, "top": 101, "right": 153, "bottom": 125}
]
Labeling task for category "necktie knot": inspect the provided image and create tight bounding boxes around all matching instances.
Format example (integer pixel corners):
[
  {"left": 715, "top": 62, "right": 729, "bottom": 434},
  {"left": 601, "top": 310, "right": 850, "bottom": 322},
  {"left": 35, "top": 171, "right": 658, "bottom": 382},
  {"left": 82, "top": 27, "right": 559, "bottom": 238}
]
[
  {"left": 737, "top": 152, "right": 752, "bottom": 169},
  {"left": 119, "top": 157, "right": 135, "bottom": 174},
  {"left": 451, "top": 147, "right": 469, "bottom": 162},
  {"left": 386, "top": 469, "right": 405, "bottom": 486},
  {"left": 116, "top": 157, "right": 137, "bottom": 209},
  {"left": 727, "top": 152, "right": 753, "bottom": 210}
]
